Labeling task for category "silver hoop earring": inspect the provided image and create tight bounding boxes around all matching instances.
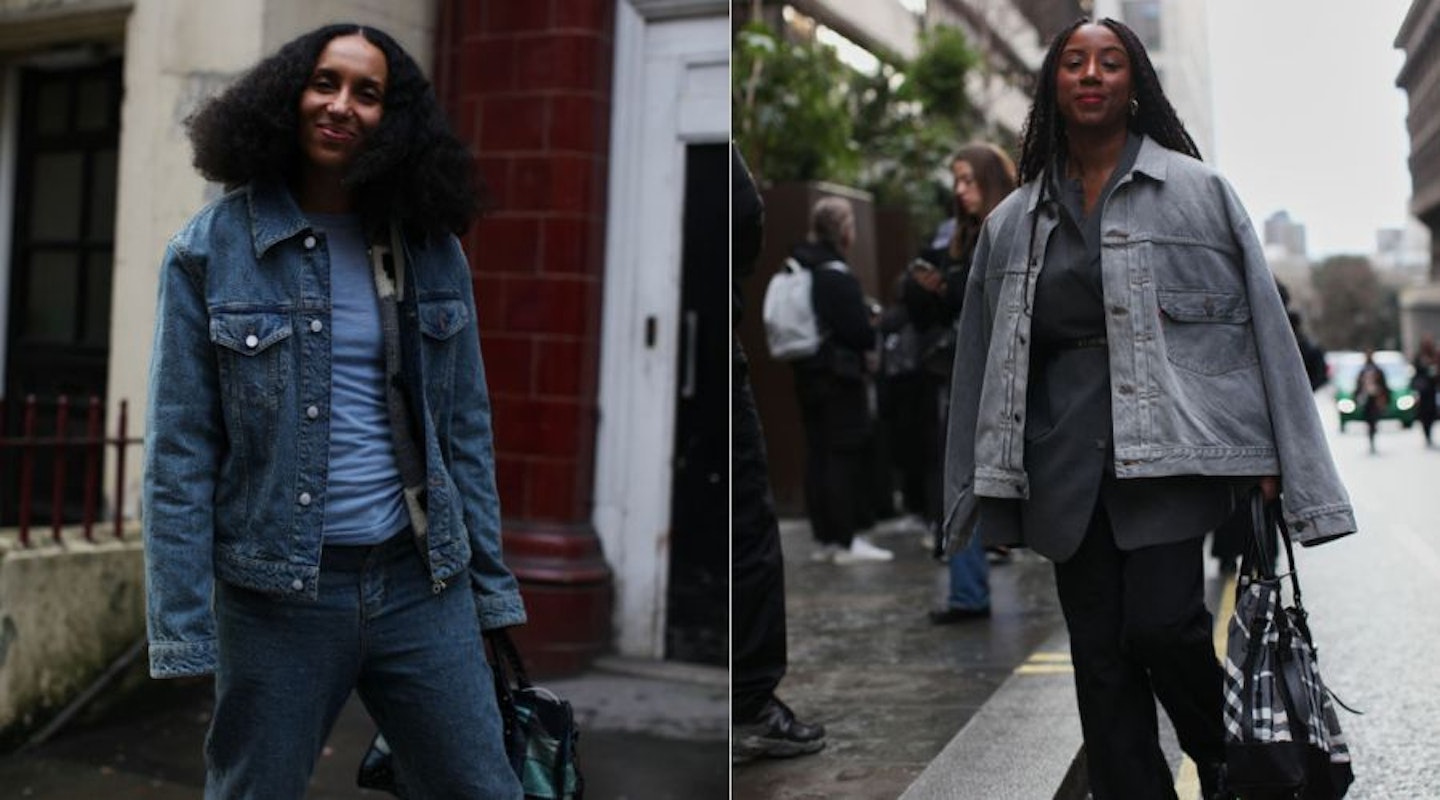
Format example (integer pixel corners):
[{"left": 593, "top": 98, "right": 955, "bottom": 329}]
[{"left": 1129, "top": 97, "right": 1139, "bottom": 116}]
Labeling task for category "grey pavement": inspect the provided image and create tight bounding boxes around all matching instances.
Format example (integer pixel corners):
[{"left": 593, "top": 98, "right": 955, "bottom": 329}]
[
  {"left": 0, "top": 654, "right": 727, "bottom": 799},
  {"left": 735, "top": 509, "right": 1250, "bottom": 800},
  {"left": 732, "top": 516, "right": 1077, "bottom": 800}
]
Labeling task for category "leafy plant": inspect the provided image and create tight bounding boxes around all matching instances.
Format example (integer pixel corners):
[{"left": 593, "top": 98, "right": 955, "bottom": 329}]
[
  {"left": 732, "top": 20, "right": 985, "bottom": 249},
  {"left": 732, "top": 22, "right": 858, "bottom": 186}
]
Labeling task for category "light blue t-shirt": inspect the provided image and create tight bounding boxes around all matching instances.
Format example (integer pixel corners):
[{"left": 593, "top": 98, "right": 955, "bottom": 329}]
[{"left": 309, "top": 213, "right": 409, "bottom": 545}]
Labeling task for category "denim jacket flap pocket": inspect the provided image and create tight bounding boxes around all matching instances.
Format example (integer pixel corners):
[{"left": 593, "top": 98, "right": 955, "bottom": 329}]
[
  {"left": 418, "top": 298, "right": 470, "bottom": 341},
  {"left": 1156, "top": 290, "right": 1250, "bottom": 324},
  {"left": 209, "top": 311, "right": 293, "bottom": 355}
]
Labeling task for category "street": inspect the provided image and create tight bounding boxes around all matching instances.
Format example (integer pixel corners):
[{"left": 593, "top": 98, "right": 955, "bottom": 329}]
[
  {"left": 1288, "top": 398, "right": 1440, "bottom": 797},
  {"left": 737, "top": 393, "right": 1440, "bottom": 800}
]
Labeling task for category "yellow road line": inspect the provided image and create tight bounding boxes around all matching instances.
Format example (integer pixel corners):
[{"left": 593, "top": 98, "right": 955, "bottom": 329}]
[
  {"left": 1175, "top": 572, "right": 1239, "bottom": 798},
  {"left": 1015, "top": 664, "right": 1074, "bottom": 675},
  {"left": 1013, "top": 650, "right": 1074, "bottom": 675}
]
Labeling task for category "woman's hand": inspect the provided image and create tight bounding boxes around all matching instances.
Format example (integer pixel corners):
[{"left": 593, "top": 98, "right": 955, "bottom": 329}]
[{"left": 1259, "top": 476, "right": 1280, "bottom": 501}]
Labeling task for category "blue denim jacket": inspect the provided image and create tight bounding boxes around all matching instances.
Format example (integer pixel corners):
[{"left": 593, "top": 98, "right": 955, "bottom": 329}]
[
  {"left": 144, "top": 181, "right": 526, "bottom": 678},
  {"left": 943, "top": 137, "right": 1355, "bottom": 553}
]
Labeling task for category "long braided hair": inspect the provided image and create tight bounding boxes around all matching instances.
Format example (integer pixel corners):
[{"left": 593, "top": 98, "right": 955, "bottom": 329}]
[{"left": 1017, "top": 17, "right": 1200, "bottom": 184}]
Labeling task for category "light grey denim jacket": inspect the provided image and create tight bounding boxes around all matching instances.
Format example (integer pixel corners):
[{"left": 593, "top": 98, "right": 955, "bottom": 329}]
[
  {"left": 143, "top": 181, "right": 526, "bottom": 678},
  {"left": 942, "top": 137, "right": 1355, "bottom": 553}
]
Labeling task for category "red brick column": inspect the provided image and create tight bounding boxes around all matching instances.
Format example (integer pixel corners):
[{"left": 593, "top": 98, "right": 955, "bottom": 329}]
[{"left": 435, "top": 0, "right": 615, "bottom": 676}]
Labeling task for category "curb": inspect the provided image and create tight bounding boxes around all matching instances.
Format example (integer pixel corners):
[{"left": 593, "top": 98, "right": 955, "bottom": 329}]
[{"left": 898, "top": 626, "right": 1086, "bottom": 800}]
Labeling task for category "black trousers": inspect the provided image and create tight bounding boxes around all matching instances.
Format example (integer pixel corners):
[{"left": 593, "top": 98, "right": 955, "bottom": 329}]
[
  {"left": 1054, "top": 505, "right": 1225, "bottom": 800},
  {"left": 793, "top": 365, "right": 870, "bottom": 547},
  {"left": 731, "top": 340, "right": 788, "bottom": 721}
]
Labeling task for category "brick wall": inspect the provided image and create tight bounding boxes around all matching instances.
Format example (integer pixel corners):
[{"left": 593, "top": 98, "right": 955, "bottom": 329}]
[{"left": 437, "top": 0, "right": 614, "bottom": 526}]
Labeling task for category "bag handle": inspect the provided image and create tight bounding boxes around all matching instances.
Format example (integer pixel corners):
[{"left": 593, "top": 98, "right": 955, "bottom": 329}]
[
  {"left": 1241, "top": 488, "right": 1304, "bottom": 610},
  {"left": 484, "top": 627, "right": 534, "bottom": 691}
]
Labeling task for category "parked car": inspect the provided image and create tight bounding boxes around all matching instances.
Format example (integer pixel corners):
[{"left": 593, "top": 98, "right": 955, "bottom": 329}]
[{"left": 1328, "top": 350, "right": 1416, "bottom": 431}]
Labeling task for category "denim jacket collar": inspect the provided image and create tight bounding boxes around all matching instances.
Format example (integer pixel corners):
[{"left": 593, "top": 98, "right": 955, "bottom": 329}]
[
  {"left": 247, "top": 179, "right": 313, "bottom": 259},
  {"left": 1024, "top": 134, "right": 1172, "bottom": 215}
]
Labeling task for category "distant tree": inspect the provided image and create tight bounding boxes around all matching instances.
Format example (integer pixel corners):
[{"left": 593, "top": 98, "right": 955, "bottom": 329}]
[{"left": 1311, "top": 255, "right": 1401, "bottom": 350}]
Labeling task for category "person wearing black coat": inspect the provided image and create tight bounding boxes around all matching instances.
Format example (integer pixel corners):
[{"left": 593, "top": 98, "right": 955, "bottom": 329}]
[
  {"left": 790, "top": 196, "right": 894, "bottom": 564},
  {"left": 730, "top": 145, "right": 826, "bottom": 759}
]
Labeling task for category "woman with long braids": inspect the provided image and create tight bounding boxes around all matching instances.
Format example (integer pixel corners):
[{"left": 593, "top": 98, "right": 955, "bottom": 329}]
[
  {"left": 143, "top": 25, "right": 524, "bottom": 797},
  {"left": 940, "top": 18, "right": 1353, "bottom": 799}
]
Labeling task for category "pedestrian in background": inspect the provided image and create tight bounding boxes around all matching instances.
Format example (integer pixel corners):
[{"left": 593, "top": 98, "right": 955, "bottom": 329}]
[
  {"left": 731, "top": 145, "right": 827, "bottom": 760},
  {"left": 791, "top": 196, "right": 893, "bottom": 564},
  {"left": 143, "top": 24, "right": 524, "bottom": 798},
  {"left": 941, "top": 18, "right": 1354, "bottom": 800},
  {"left": 922, "top": 142, "right": 1017, "bottom": 625},
  {"left": 1355, "top": 348, "right": 1391, "bottom": 454},
  {"left": 1411, "top": 334, "right": 1438, "bottom": 446}
]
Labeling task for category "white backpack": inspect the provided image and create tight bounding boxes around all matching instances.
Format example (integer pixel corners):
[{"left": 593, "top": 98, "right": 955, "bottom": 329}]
[{"left": 762, "top": 258, "right": 845, "bottom": 361}]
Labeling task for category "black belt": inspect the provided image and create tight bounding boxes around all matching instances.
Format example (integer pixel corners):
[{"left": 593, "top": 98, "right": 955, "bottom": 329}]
[
  {"left": 320, "top": 528, "right": 412, "bottom": 572},
  {"left": 1049, "top": 335, "right": 1107, "bottom": 352}
]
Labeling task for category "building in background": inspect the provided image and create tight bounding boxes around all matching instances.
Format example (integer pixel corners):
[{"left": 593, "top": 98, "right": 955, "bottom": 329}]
[
  {"left": 1264, "top": 209, "right": 1308, "bottom": 260},
  {"left": 1089, "top": 0, "right": 1214, "bottom": 160},
  {"left": 1395, "top": 0, "right": 1440, "bottom": 349},
  {"left": 0, "top": 0, "right": 729, "bottom": 681}
]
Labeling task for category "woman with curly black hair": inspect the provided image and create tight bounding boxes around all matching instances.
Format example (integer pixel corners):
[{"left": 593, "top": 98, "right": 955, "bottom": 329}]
[
  {"left": 941, "top": 18, "right": 1353, "bottom": 799},
  {"left": 143, "top": 24, "right": 524, "bottom": 798}
]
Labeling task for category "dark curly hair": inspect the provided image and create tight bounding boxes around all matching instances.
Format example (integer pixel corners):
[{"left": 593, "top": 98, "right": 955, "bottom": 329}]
[
  {"left": 1018, "top": 17, "right": 1200, "bottom": 184},
  {"left": 186, "top": 24, "right": 480, "bottom": 238}
]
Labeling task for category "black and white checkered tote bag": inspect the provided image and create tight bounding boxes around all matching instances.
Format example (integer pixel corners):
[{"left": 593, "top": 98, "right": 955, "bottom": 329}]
[{"left": 1222, "top": 491, "right": 1355, "bottom": 799}]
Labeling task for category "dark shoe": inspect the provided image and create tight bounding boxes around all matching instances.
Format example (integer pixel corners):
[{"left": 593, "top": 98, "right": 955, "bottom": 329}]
[
  {"left": 1198, "top": 760, "right": 1235, "bottom": 800},
  {"left": 928, "top": 606, "right": 991, "bottom": 624},
  {"left": 985, "top": 546, "right": 1012, "bottom": 565},
  {"left": 732, "top": 697, "right": 826, "bottom": 760}
]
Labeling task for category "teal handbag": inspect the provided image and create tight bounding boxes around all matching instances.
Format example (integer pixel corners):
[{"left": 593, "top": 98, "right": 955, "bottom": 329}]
[{"left": 356, "top": 629, "right": 583, "bottom": 799}]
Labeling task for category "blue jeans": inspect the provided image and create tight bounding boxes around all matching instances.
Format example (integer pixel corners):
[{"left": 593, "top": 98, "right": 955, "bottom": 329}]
[
  {"left": 206, "top": 533, "right": 522, "bottom": 799},
  {"left": 945, "top": 530, "right": 990, "bottom": 611}
]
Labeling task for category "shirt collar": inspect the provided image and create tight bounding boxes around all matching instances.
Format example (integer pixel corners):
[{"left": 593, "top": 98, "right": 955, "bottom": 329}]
[{"left": 1026, "top": 133, "right": 1169, "bottom": 214}]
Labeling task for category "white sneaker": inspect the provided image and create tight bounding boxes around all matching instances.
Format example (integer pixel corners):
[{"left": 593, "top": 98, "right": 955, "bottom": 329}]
[
  {"left": 810, "top": 543, "right": 841, "bottom": 563},
  {"left": 834, "top": 536, "right": 894, "bottom": 564},
  {"left": 874, "top": 514, "right": 926, "bottom": 535}
]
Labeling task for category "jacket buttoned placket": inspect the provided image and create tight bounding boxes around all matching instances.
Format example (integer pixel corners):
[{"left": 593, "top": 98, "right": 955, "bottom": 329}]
[{"left": 292, "top": 229, "right": 332, "bottom": 593}]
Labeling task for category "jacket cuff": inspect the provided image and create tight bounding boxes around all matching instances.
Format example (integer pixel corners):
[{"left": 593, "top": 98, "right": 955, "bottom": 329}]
[
  {"left": 475, "top": 591, "right": 528, "bottom": 631},
  {"left": 1285, "top": 505, "right": 1356, "bottom": 545},
  {"left": 148, "top": 639, "right": 217, "bottom": 679}
]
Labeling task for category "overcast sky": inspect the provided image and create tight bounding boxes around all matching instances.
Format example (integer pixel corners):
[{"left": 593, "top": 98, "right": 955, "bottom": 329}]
[{"left": 1206, "top": 0, "right": 1415, "bottom": 259}]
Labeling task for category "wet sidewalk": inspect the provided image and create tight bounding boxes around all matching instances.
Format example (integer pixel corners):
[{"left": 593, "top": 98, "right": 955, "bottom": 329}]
[
  {"left": 0, "top": 655, "right": 728, "bottom": 799},
  {"left": 733, "top": 517, "right": 1074, "bottom": 799}
]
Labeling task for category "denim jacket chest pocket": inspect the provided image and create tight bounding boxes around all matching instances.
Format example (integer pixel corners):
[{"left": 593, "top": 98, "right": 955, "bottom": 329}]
[
  {"left": 209, "top": 311, "right": 294, "bottom": 410},
  {"left": 416, "top": 295, "right": 470, "bottom": 406},
  {"left": 1155, "top": 289, "right": 1257, "bottom": 376}
]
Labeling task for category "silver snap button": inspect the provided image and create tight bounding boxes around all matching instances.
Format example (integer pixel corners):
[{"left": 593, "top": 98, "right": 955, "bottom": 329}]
[
  {"left": 310, "top": 319, "right": 323, "bottom": 333},
  {"left": 291, "top": 579, "right": 304, "bottom": 591},
  {"left": 245, "top": 334, "right": 259, "bottom": 348},
  {"left": 303, "top": 235, "right": 317, "bottom": 249},
  {"left": 307, "top": 406, "right": 319, "bottom": 419},
  {"left": 298, "top": 492, "right": 312, "bottom": 506}
]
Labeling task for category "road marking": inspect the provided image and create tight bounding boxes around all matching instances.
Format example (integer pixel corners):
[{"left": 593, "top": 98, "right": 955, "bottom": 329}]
[
  {"left": 1175, "top": 572, "right": 1239, "bottom": 799},
  {"left": 1015, "top": 664, "right": 1074, "bottom": 675},
  {"left": 1014, "top": 651, "right": 1074, "bottom": 675}
]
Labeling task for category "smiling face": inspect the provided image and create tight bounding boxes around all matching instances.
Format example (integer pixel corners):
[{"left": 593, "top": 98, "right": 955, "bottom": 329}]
[
  {"left": 297, "top": 33, "right": 387, "bottom": 175},
  {"left": 1054, "top": 23, "right": 1133, "bottom": 134}
]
